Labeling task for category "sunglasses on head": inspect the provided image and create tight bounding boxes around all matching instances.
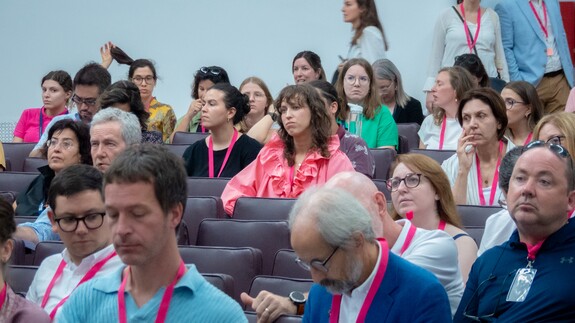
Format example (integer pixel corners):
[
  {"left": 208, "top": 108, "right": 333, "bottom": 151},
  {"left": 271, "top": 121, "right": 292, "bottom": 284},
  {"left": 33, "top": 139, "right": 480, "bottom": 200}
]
[{"left": 199, "top": 66, "right": 221, "bottom": 76}]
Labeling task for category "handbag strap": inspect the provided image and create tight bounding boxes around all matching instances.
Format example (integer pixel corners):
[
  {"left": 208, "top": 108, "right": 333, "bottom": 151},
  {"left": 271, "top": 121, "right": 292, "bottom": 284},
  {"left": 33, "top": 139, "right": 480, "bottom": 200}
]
[{"left": 452, "top": 6, "right": 479, "bottom": 56}]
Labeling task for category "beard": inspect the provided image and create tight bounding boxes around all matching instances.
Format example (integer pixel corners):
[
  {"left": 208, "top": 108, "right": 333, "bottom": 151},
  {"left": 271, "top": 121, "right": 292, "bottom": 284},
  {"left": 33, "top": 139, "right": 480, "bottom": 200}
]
[{"left": 320, "top": 255, "right": 363, "bottom": 295}]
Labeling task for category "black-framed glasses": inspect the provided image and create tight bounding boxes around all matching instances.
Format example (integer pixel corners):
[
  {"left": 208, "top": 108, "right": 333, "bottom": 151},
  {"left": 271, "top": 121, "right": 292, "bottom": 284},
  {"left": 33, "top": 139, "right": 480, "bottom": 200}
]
[
  {"left": 131, "top": 76, "right": 155, "bottom": 84},
  {"left": 72, "top": 94, "right": 97, "bottom": 107},
  {"left": 546, "top": 135, "right": 565, "bottom": 146},
  {"left": 503, "top": 98, "right": 525, "bottom": 110},
  {"left": 385, "top": 173, "right": 422, "bottom": 192},
  {"left": 295, "top": 246, "right": 339, "bottom": 272},
  {"left": 199, "top": 66, "right": 222, "bottom": 75},
  {"left": 54, "top": 212, "right": 106, "bottom": 232},
  {"left": 463, "top": 270, "right": 516, "bottom": 321}
]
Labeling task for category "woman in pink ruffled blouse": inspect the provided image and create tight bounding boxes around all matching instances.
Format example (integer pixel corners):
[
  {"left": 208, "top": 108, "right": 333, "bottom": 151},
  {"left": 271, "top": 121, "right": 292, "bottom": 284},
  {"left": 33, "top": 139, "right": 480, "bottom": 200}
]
[{"left": 221, "top": 84, "right": 354, "bottom": 215}]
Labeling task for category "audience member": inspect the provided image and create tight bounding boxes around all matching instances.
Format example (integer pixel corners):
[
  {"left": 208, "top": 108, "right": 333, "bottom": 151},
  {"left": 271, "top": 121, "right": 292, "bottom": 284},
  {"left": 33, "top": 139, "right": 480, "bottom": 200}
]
[
  {"left": 342, "top": 0, "right": 387, "bottom": 64},
  {"left": 292, "top": 51, "right": 326, "bottom": 84},
  {"left": 182, "top": 83, "right": 262, "bottom": 177},
  {"left": 14, "top": 70, "right": 72, "bottom": 143},
  {"left": 101, "top": 43, "right": 176, "bottom": 142},
  {"left": 419, "top": 66, "right": 476, "bottom": 149},
  {"left": 454, "top": 141, "right": 575, "bottom": 321},
  {"left": 0, "top": 199, "right": 50, "bottom": 322},
  {"left": 238, "top": 77, "right": 274, "bottom": 137},
  {"left": 26, "top": 165, "right": 122, "bottom": 320},
  {"left": 221, "top": 84, "right": 354, "bottom": 214},
  {"left": 98, "top": 80, "right": 163, "bottom": 144},
  {"left": 337, "top": 58, "right": 398, "bottom": 149},
  {"left": 453, "top": 54, "right": 491, "bottom": 88},
  {"left": 290, "top": 186, "right": 451, "bottom": 322},
  {"left": 58, "top": 144, "right": 246, "bottom": 322},
  {"left": 30, "top": 63, "right": 111, "bottom": 157},
  {"left": 501, "top": 81, "right": 543, "bottom": 146},
  {"left": 372, "top": 59, "right": 424, "bottom": 125},
  {"left": 442, "top": 88, "right": 511, "bottom": 206},
  {"left": 171, "top": 66, "right": 230, "bottom": 140},
  {"left": 495, "top": 0, "right": 574, "bottom": 114},
  {"left": 389, "top": 153, "right": 477, "bottom": 282},
  {"left": 425, "top": 0, "right": 509, "bottom": 92}
]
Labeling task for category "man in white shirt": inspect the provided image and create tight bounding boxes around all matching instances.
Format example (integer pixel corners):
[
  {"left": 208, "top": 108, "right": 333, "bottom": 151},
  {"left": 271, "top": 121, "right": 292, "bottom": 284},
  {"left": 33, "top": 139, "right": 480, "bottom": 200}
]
[{"left": 26, "top": 164, "right": 122, "bottom": 320}]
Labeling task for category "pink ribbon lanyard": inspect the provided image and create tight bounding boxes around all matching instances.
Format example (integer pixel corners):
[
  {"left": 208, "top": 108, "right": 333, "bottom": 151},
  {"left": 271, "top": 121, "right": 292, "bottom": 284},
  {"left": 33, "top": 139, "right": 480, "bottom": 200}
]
[
  {"left": 438, "top": 115, "right": 447, "bottom": 150},
  {"left": 438, "top": 220, "right": 446, "bottom": 231},
  {"left": 329, "top": 239, "right": 390, "bottom": 323},
  {"left": 41, "top": 251, "right": 117, "bottom": 319},
  {"left": 118, "top": 260, "right": 186, "bottom": 323},
  {"left": 475, "top": 141, "right": 503, "bottom": 206},
  {"left": 460, "top": 3, "right": 481, "bottom": 53},
  {"left": 523, "top": 133, "right": 533, "bottom": 146},
  {"left": 529, "top": 1, "right": 548, "bottom": 38},
  {"left": 0, "top": 282, "right": 6, "bottom": 311},
  {"left": 405, "top": 210, "right": 414, "bottom": 221},
  {"left": 399, "top": 224, "right": 417, "bottom": 256},
  {"left": 525, "top": 240, "right": 545, "bottom": 262},
  {"left": 208, "top": 128, "right": 238, "bottom": 178}
]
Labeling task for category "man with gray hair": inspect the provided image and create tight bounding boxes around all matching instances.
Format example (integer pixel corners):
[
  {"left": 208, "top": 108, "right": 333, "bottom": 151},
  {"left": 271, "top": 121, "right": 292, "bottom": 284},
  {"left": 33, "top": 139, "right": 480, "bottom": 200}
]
[
  {"left": 290, "top": 187, "right": 451, "bottom": 322},
  {"left": 90, "top": 108, "right": 141, "bottom": 172}
]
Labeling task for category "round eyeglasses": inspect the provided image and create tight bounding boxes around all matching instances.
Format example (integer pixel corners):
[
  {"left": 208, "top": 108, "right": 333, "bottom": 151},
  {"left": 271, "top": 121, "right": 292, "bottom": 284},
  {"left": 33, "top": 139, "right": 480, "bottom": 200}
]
[
  {"left": 504, "top": 98, "right": 525, "bottom": 110},
  {"left": 54, "top": 212, "right": 106, "bottom": 232},
  {"left": 385, "top": 173, "right": 423, "bottom": 192}
]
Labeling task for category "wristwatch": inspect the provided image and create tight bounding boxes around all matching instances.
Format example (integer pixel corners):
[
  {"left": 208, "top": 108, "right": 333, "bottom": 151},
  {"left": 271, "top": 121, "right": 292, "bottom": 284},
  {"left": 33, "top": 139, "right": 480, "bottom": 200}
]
[
  {"left": 268, "top": 112, "right": 278, "bottom": 122},
  {"left": 289, "top": 291, "right": 306, "bottom": 315}
]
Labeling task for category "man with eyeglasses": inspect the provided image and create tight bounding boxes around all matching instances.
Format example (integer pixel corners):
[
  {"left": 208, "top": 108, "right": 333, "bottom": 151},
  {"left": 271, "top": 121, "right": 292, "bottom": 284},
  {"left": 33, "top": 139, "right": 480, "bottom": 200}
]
[
  {"left": 454, "top": 142, "right": 575, "bottom": 321},
  {"left": 289, "top": 186, "right": 451, "bottom": 322},
  {"left": 30, "top": 63, "right": 111, "bottom": 157},
  {"left": 26, "top": 164, "right": 122, "bottom": 320}
]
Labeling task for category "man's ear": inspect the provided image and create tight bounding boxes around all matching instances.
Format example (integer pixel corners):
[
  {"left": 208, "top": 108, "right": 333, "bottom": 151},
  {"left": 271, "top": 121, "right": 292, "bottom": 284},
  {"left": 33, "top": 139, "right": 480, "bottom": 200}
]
[
  {"left": 169, "top": 203, "right": 184, "bottom": 229},
  {"left": 48, "top": 209, "right": 59, "bottom": 233}
]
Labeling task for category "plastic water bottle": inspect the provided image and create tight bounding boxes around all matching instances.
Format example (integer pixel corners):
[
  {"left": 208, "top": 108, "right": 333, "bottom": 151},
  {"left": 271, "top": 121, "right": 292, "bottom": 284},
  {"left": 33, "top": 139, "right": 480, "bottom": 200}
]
[{"left": 347, "top": 103, "right": 363, "bottom": 136}]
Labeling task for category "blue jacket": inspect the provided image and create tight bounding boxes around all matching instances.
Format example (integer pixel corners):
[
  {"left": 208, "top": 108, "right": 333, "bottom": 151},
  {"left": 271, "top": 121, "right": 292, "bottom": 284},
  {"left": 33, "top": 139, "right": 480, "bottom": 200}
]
[
  {"left": 495, "top": 0, "right": 574, "bottom": 87},
  {"left": 455, "top": 219, "right": 575, "bottom": 322},
  {"left": 303, "top": 252, "right": 452, "bottom": 323}
]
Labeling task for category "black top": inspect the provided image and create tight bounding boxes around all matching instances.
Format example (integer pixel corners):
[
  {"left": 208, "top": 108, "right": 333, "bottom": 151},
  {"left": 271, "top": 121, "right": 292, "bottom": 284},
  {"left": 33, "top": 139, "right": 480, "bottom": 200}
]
[
  {"left": 392, "top": 96, "right": 424, "bottom": 125},
  {"left": 183, "top": 134, "right": 262, "bottom": 177},
  {"left": 15, "top": 165, "right": 54, "bottom": 217}
]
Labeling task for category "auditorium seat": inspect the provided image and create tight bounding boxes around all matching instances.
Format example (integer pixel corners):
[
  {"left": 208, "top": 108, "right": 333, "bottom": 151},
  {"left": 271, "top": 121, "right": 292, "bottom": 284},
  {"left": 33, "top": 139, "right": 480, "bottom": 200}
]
[
  {"left": 370, "top": 148, "right": 396, "bottom": 180},
  {"left": 232, "top": 197, "right": 296, "bottom": 220},
  {"left": 10, "top": 239, "right": 28, "bottom": 266},
  {"left": 457, "top": 205, "right": 503, "bottom": 245},
  {"left": 409, "top": 149, "right": 456, "bottom": 165},
  {"left": 197, "top": 219, "right": 291, "bottom": 276},
  {"left": 397, "top": 123, "right": 420, "bottom": 152},
  {"left": 165, "top": 144, "right": 190, "bottom": 158},
  {"left": 0, "top": 172, "right": 39, "bottom": 199},
  {"left": 397, "top": 135, "right": 410, "bottom": 154},
  {"left": 3, "top": 142, "right": 37, "bottom": 172},
  {"left": 6, "top": 265, "right": 38, "bottom": 296},
  {"left": 186, "top": 177, "right": 230, "bottom": 197},
  {"left": 33, "top": 241, "right": 65, "bottom": 266},
  {"left": 272, "top": 249, "right": 311, "bottom": 280},
  {"left": 372, "top": 178, "right": 391, "bottom": 200},
  {"left": 171, "top": 132, "right": 208, "bottom": 145},
  {"left": 178, "top": 196, "right": 225, "bottom": 245},
  {"left": 22, "top": 157, "right": 48, "bottom": 172},
  {"left": 0, "top": 191, "right": 16, "bottom": 204},
  {"left": 201, "top": 273, "right": 235, "bottom": 299}
]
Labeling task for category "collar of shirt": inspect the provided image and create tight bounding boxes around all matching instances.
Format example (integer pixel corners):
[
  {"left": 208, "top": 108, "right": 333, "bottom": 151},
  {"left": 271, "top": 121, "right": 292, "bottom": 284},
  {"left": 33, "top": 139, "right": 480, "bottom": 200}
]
[
  {"left": 390, "top": 219, "right": 414, "bottom": 254},
  {"left": 62, "top": 244, "right": 116, "bottom": 271}
]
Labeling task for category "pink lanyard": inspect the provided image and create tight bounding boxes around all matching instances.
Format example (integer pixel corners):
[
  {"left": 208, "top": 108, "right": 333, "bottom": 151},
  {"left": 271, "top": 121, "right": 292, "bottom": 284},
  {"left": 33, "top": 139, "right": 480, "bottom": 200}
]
[
  {"left": 405, "top": 210, "right": 414, "bottom": 221},
  {"left": 41, "top": 251, "right": 117, "bottom": 319},
  {"left": 438, "top": 115, "right": 447, "bottom": 150},
  {"left": 118, "top": 260, "right": 186, "bottom": 323},
  {"left": 329, "top": 239, "right": 389, "bottom": 323},
  {"left": 0, "top": 282, "right": 6, "bottom": 311},
  {"left": 525, "top": 240, "right": 545, "bottom": 262},
  {"left": 529, "top": 1, "right": 548, "bottom": 38},
  {"left": 438, "top": 220, "right": 446, "bottom": 231},
  {"left": 460, "top": 3, "right": 481, "bottom": 53},
  {"left": 208, "top": 128, "right": 238, "bottom": 178},
  {"left": 399, "top": 225, "right": 416, "bottom": 256},
  {"left": 475, "top": 141, "right": 503, "bottom": 206},
  {"left": 523, "top": 133, "right": 533, "bottom": 146}
]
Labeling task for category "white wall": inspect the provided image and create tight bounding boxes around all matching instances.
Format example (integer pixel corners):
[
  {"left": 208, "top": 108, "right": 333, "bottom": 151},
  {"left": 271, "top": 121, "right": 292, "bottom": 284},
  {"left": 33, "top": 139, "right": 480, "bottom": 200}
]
[{"left": 0, "top": 0, "right": 455, "bottom": 123}]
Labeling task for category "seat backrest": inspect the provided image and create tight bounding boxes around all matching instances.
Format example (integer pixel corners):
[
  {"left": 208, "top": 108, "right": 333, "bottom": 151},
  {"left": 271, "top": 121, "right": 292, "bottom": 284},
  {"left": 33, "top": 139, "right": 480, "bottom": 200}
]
[
  {"left": 457, "top": 205, "right": 503, "bottom": 245},
  {"left": 33, "top": 241, "right": 65, "bottom": 266},
  {"left": 371, "top": 178, "right": 391, "bottom": 200},
  {"left": 232, "top": 197, "right": 296, "bottom": 221},
  {"left": 187, "top": 177, "right": 231, "bottom": 197},
  {"left": 410, "top": 149, "right": 456, "bottom": 165},
  {"left": 171, "top": 132, "right": 208, "bottom": 145},
  {"left": 10, "top": 239, "right": 28, "bottom": 266},
  {"left": 0, "top": 191, "right": 16, "bottom": 204},
  {"left": 245, "top": 312, "right": 302, "bottom": 323},
  {"left": 14, "top": 216, "right": 38, "bottom": 226},
  {"left": 22, "top": 157, "right": 47, "bottom": 173},
  {"left": 397, "top": 123, "right": 421, "bottom": 152},
  {"left": 179, "top": 245, "right": 263, "bottom": 302},
  {"left": 178, "top": 196, "right": 225, "bottom": 245},
  {"left": 370, "top": 148, "right": 396, "bottom": 180},
  {"left": 0, "top": 172, "right": 39, "bottom": 198},
  {"left": 397, "top": 135, "right": 410, "bottom": 154},
  {"left": 2, "top": 143, "right": 37, "bottom": 172},
  {"left": 201, "top": 273, "right": 235, "bottom": 299},
  {"left": 6, "top": 265, "right": 38, "bottom": 296},
  {"left": 197, "top": 219, "right": 291, "bottom": 276},
  {"left": 272, "top": 249, "right": 311, "bottom": 279},
  {"left": 165, "top": 144, "right": 190, "bottom": 158},
  {"left": 248, "top": 275, "right": 313, "bottom": 303}
]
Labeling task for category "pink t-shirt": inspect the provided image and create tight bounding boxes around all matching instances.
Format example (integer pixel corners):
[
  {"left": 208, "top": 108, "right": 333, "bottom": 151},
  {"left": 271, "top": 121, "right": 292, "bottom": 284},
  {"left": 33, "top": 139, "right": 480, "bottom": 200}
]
[{"left": 13, "top": 107, "right": 69, "bottom": 142}]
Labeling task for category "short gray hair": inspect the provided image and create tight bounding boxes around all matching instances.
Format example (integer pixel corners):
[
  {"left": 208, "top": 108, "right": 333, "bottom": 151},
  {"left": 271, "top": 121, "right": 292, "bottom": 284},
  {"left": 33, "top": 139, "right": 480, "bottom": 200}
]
[
  {"left": 499, "top": 146, "right": 523, "bottom": 193},
  {"left": 372, "top": 59, "right": 409, "bottom": 108},
  {"left": 91, "top": 108, "right": 142, "bottom": 145},
  {"left": 289, "top": 187, "right": 376, "bottom": 248}
]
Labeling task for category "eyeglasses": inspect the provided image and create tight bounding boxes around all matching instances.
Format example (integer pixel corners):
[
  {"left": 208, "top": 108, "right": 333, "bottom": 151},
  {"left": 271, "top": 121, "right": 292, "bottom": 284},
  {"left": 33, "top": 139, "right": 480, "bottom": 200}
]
[
  {"left": 504, "top": 98, "right": 525, "bottom": 110},
  {"left": 199, "top": 66, "right": 222, "bottom": 75},
  {"left": 72, "top": 94, "right": 97, "bottom": 107},
  {"left": 295, "top": 246, "right": 339, "bottom": 272},
  {"left": 462, "top": 271, "right": 515, "bottom": 321},
  {"left": 47, "top": 139, "right": 75, "bottom": 150},
  {"left": 546, "top": 135, "right": 565, "bottom": 146},
  {"left": 131, "top": 76, "right": 155, "bottom": 84},
  {"left": 344, "top": 75, "right": 369, "bottom": 86},
  {"left": 523, "top": 140, "right": 574, "bottom": 171},
  {"left": 54, "top": 212, "right": 106, "bottom": 232},
  {"left": 385, "top": 173, "right": 422, "bottom": 192}
]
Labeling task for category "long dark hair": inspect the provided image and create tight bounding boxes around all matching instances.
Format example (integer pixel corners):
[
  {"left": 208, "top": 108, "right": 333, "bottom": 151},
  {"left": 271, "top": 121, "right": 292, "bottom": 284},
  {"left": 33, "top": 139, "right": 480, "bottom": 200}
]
[{"left": 352, "top": 0, "right": 388, "bottom": 51}]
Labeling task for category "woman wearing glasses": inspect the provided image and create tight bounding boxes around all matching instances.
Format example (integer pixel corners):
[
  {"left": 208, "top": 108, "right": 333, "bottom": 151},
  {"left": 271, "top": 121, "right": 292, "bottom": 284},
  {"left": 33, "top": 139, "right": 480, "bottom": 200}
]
[
  {"left": 221, "top": 84, "right": 354, "bottom": 215},
  {"left": 388, "top": 153, "right": 477, "bottom": 282},
  {"left": 501, "top": 81, "right": 543, "bottom": 147},
  {"left": 100, "top": 43, "right": 176, "bottom": 142},
  {"left": 13, "top": 71, "right": 72, "bottom": 143},
  {"left": 441, "top": 88, "right": 511, "bottom": 206},
  {"left": 170, "top": 66, "right": 230, "bottom": 141},
  {"left": 336, "top": 58, "right": 397, "bottom": 149}
]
